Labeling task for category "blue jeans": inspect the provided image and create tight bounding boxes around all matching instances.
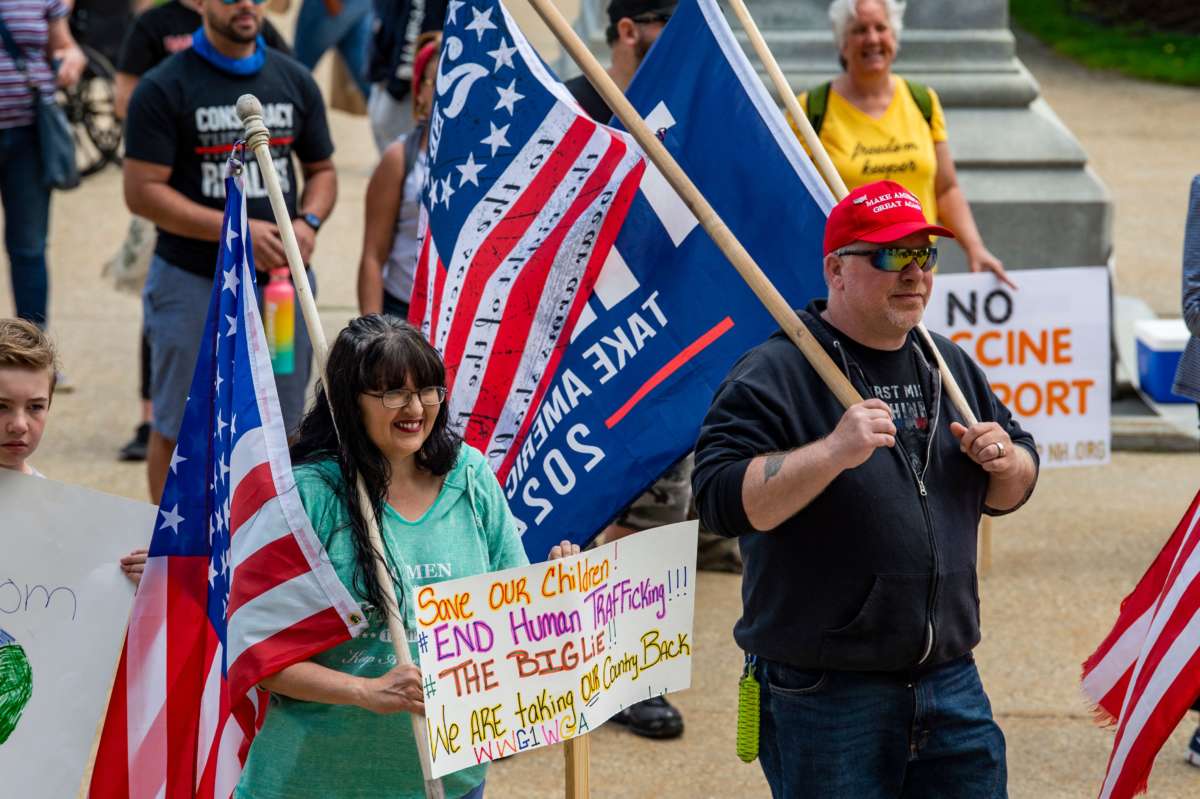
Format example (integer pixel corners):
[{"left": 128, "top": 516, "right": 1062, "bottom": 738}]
[
  {"left": 293, "top": 0, "right": 373, "bottom": 97},
  {"left": 757, "top": 655, "right": 1006, "bottom": 798},
  {"left": 0, "top": 125, "right": 51, "bottom": 326}
]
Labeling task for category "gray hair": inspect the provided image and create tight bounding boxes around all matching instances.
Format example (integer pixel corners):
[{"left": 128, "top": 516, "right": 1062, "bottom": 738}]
[{"left": 829, "top": 0, "right": 905, "bottom": 49}]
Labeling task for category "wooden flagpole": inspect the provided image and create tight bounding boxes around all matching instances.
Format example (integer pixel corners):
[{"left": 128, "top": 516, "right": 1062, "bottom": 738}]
[
  {"left": 723, "top": 0, "right": 992, "bottom": 569},
  {"left": 238, "top": 95, "right": 446, "bottom": 799}
]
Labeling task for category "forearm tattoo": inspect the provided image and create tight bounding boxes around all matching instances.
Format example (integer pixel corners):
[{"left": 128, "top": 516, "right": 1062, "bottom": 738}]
[{"left": 763, "top": 452, "right": 786, "bottom": 483}]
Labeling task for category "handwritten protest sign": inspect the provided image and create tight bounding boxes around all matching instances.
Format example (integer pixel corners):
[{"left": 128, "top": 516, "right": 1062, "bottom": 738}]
[
  {"left": 925, "top": 267, "right": 1110, "bottom": 468},
  {"left": 0, "top": 471, "right": 153, "bottom": 797},
  {"left": 416, "top": 520, "right": 697, "bottom": 778}
]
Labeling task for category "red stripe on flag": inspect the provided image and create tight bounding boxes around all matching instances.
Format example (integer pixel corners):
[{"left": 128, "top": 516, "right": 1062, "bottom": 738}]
[
  {"left": 1106, "top": 645, "right": 1200, "bottom": 798},
  {"left": 226, "top": 534, "right": 313, "bottom": 618},
  {"left": 430, "top": 256, "right": 448, "bottom": 344},
  {"left": 409, "top": 233, "right": 432, "bottom": 328},
  {"left": 466, "top": 136, "right": 629, "bottom": 448},
  {"left": 229, "top": 461, "right": 276, "bottom": 536},
  {"left": 440, "top": 117, "right": 596, "bottom": 390},
  {"left": 226, "top": 606, "right": 352, "bottom": 699},
  {"left": 606, "top": 317, "right": 735, "bottom": 429},
  {"left": 88, "top": 643, "right": 131, "bottom": 797},
  {"left": 165, "top": 556, "right": 212, "bottom": 797},
  {"left": 495, "top": 160, "right": 644, "bottom": 483}
]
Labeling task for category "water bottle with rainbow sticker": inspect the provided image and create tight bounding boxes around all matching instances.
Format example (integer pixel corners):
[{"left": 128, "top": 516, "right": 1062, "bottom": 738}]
[{"left": 263, "top": 267, "right": 295, "bottom": 375}]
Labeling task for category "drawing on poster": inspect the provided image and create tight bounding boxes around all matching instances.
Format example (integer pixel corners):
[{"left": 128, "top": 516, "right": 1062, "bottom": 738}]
[{"left": 0, "top": 627, "right": 32, "bottom": 745}]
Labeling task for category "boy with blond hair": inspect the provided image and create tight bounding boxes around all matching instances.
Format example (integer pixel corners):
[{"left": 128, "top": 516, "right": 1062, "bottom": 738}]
[
  {"left": 0, "top": 318, "right": 57, "bottom": 477},
  {"left": 0, "top": 318, "right": 148, "bottom": 583}
]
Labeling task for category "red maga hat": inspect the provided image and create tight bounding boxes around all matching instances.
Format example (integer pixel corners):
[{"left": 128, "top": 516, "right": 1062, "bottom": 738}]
[{"left": 823, "top": 180, "right": 955, "bottom": 255}]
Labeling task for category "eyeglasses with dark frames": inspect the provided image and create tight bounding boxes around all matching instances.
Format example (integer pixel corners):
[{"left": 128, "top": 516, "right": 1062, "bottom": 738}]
[{"left": 363, "top": 386, "right": 447, "bottom": 409}]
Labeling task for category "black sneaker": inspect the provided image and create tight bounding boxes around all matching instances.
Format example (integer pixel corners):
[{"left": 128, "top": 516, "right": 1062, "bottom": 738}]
[
  {"left": 609, "top": 696, "right": 683, "bottom": 739},
  {"left": 1187, "top": 725, "right": 1200, "bottom": 768},
  {"left": 118, "top": 423, "right": 151, "bottom": 462}
]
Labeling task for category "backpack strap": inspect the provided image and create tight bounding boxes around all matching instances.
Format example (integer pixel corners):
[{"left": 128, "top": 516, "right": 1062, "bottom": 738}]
[
  {"left": 903, "top": 78, "right": 934, "bottom": 128},
  {"left": 805, "top": 81, "right": 831, "bottom": 137}
]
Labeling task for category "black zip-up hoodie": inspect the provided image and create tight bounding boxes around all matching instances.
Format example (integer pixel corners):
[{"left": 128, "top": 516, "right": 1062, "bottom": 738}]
[{"left": 692, "top": 301, "right": 1038, "bottom": 672}]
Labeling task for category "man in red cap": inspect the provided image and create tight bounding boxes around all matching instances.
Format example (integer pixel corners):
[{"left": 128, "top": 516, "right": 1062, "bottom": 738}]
[{"left": 692, "top": 180, "right": 1038, "bottom": 797}]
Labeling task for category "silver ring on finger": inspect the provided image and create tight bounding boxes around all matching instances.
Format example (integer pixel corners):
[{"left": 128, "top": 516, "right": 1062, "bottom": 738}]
[{"left": 994, "top": 441, "right": 1005, "bottom": 458}]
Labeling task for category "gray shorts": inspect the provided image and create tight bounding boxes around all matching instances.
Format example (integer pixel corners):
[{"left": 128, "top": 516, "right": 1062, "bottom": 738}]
[{"left": 142, "top": 254, "right": 314, "bottom": 440}]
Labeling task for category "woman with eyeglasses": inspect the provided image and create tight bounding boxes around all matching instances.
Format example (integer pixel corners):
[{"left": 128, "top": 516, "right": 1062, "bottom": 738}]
[
  {"left": 791, "top": 0, "right": 1014, "bottom": 289},
  {"left": 237, "top": 315, "right": 579, "bottom": 798}
]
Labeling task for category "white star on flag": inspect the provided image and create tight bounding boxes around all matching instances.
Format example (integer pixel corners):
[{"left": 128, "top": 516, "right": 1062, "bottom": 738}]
[
  {"left": 429, "top": 178, "right": 440, "bottom": 206},
  {"left": 225, "top": 219, "right": 238, "bottom": 251},
  {"left": 495, "top": 79, "right": 524, "bottom": 115},
  {"left": 215, "top": 370, "right": 224, "bottom": 392},
  {"left": 466, "top": 5, "right": 497, "bottom": 41},
  {"left": 446, "top": 0, "right": 464, "bottom": 24},
  {"left": 486, "top": 38, "right": 517, "bottom": 72},
  {"left": 441, "top": 176, "right": 455, "bottom": 208},
  {"left": 222, "top": 267, "right": 240, "bottom": 294},
  {"left": 220, "top": 456, "right": 231, "bottom": 482},
  {"left": 481, "top": 121, "right": 511, "bottom": 156},
  {"left": 159, "top": 504, "right": 185, "bottom": 535},
  {"left": 457, "top": 151, "right": 485, "bottom": 187},
  {"left": 169, "top": 449, "right": 187, "bottom": 474},
  {"left": 208, "top": 558, "right": 218, "bottom": 587},
  {"left": 215, "top": 411, "right": 228, "bottom": 438},
  {"left": 225, "top": 314, "right": 237, "bottom": 337},
  {"left": 230, "top": 414, "right": 237, "bottom": 436}
]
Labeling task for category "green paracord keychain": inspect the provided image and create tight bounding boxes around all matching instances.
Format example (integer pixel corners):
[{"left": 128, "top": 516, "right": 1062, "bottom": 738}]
[{"left": 736, "top": 655, "right": 760, "bottom": 763}]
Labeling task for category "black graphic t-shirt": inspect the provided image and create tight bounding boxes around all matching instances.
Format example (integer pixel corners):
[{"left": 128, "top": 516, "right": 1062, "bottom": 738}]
[
  {"left": 124, "top": 48, "right": 333, "bottom": 277},
  {"left": 116, "top": 1, "right": 291, "bottom": 77},
  {"left": 819, "top": 317, "right": 934, "bottom": 473}
]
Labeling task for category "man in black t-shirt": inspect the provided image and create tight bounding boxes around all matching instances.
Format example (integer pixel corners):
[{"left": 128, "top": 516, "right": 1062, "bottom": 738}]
[
  {"left": 111, "top": 0, "right": 291, "bottom": 464},
  {"left": 364, "top": 0, "right": 447, "bottom": 152},
  {"left": 563, "top": 0, "right": 674, "bottom": 123},
  {"left": 124, "top": 0, "right": 336, "bottom": 502},
  {"left": 115, "top": 0, "right": 290, "bottom": 119}
]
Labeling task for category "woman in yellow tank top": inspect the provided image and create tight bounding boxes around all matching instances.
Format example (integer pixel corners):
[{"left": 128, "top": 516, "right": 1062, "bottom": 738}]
[{"left": 791, "top": 0, "right": 1014, "bottom": 288}]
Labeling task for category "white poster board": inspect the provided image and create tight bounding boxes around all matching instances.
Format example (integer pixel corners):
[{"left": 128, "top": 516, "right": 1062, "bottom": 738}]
[
  {"left": 416, "top": 521, "right": 698, "bottom": 778},
  {"left": 925, "top": 267, "right": 1111, "bottom": 467},
  {"left": 0, "top": 471, "right": 155, "bottom": 797}
]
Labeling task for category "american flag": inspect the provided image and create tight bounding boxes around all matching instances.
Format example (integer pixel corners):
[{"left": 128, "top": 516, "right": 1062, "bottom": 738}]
[
  {"left": 409, "top": 0, "right": 645, "bottom": 477},
  {"left": 89, "top": 162, "right": 367, "bottom": 798},
  {"left": 1081, "top": 488, "right": 1200, "bottom": 798}
]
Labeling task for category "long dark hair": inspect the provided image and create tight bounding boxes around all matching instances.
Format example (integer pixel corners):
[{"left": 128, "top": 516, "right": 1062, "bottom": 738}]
[{"left": 291, "top": 315, "right": 461, "bottom": 618}]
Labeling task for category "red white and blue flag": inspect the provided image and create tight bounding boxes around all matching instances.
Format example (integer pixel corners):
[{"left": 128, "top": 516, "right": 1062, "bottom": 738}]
[
  {"left": 1082, "top": 489, "right": 1200, "bottom": 798},
  {"left": 89, "top": 163, "right": 366, "bottom": 798},
  {"left": 408, "top": 0, "right": 646, "bottom": 492}
]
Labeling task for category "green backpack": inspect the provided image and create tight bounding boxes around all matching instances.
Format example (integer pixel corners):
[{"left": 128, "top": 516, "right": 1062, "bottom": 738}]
[{"left": 805, "top": 78, "right": 933, "bottom": 136}]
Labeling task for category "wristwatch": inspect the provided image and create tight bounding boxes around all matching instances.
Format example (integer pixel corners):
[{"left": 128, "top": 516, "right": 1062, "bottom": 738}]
[{"left": 298, "top": 212, "right": 323, "bottom": 232}]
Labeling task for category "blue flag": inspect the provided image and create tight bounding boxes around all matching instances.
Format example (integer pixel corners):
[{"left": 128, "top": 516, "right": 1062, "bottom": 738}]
[{"left": 418, "top": 0, "right": 833, "bottom": 559}]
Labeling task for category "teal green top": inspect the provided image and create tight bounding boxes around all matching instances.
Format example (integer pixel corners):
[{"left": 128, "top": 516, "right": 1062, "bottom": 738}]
[{"left": 238, "top": 444, "right": 528, "bottom": 799}]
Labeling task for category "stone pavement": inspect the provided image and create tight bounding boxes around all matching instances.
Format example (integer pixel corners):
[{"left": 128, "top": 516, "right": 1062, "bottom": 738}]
[{"left": 3, "top": 26, "right": 1199, "bottom": 799}]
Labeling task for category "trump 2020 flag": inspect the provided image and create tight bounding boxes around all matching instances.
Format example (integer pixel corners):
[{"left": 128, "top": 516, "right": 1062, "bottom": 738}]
[
  {"left": 90, "top": 160, "right": 366, "bottom": 798},
  {"left": 414, "top": 0, "right": 833, "bottom": 559},
  {"left": 1081, "top": 489, "right": 1200, "bottom": 798}
]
